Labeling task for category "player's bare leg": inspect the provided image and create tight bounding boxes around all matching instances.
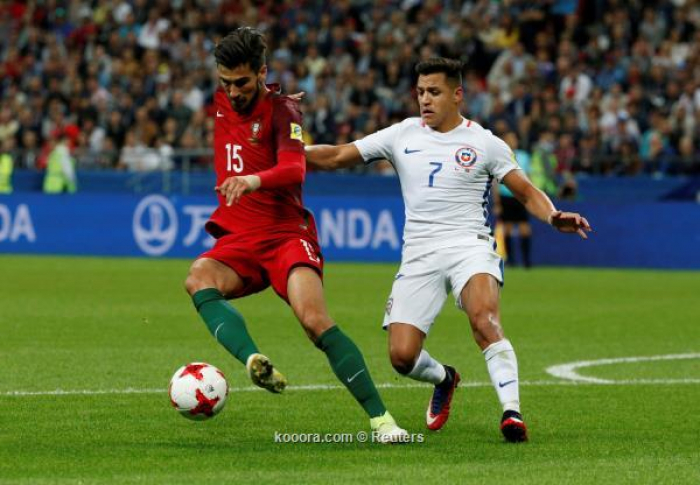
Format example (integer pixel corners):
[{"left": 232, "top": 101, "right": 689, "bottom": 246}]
[
  {"left": 387, "top": 323, "right": 424, "bottom": 375},
  {"left": 185, "top": 258, "right": 245, "bottom": 298},
  {"left": 286, "top": 266, "right": 335, "bottom": 341},
  {"left": 503, "top": 221, "right": 515, "bottom": 265},
  {"left": 185, "top": 258, "right": 287, "bottom": 393},
  {"left": 518, "top": 221, "right": 533, "bottom": 268},
  {"left": 388, "top": 323, "right": 460, "bottom": 431},
  {"left": 288, "top": 267, "right": 408, "bottom": 443},
  {"left": 460, "top": 273, "right": 527, "bottom": 442}
]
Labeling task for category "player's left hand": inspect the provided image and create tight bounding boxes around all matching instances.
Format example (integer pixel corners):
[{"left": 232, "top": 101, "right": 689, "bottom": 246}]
[
  {"left": 215, "top": 175, "right": 261, "bottom": 206},
  {"left": 288, "top": 91, "right": 305, "bottom": 102},
  {"left": 548, "top": 210, "right": 592, "bottom": 239}
]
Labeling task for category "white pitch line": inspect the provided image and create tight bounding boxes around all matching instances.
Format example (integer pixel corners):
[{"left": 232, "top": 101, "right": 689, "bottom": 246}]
[
  {"left": 0, "top": 382, "right": 466, "bottom": 397},
  {"left": 2, "top": 377, "right": 699, "bottom": 398},
  {"left": 546, "top": 353, "right": 700, "bottom": 384}
]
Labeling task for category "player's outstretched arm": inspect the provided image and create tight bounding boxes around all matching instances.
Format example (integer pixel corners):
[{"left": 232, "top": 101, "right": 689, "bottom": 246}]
[
  {"left": 502, "top": 170, "right": 592, "bottom": 239},
  {"left": 305, "top": 144, "right": 364, "bottom": 171}
]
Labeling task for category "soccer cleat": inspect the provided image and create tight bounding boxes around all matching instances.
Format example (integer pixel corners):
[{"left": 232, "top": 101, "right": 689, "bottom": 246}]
[
  {"left": 370, "top": 412, "right": 410, "bottom": 444},
  {"left": 500, "top": 409, "right": 528, "bottom": 442},
  {"left": 426, "top": 365, "right": 461, "bottom": 431},
  {"left": 246, "top": 353, "right": 287, "bottom": 393}
]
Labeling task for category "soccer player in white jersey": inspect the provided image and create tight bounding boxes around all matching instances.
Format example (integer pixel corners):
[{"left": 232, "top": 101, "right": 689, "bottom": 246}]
[{"left": 305, "top": 57, "right": 591, "bottom": 442}]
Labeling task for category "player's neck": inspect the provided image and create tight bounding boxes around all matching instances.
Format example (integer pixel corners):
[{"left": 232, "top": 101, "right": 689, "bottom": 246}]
[{"left": 433, "top": 113, "right": 464, "bottom": 133}]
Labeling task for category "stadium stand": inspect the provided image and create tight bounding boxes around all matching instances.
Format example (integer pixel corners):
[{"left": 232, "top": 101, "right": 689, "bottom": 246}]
[{"left": 1, "top": 0, "right": 699, "bottom": 182}]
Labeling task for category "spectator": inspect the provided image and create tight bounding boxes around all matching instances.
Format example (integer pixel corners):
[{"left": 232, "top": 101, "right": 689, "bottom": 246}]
[
  {"left": 168, "top": 91, "right": 193, "bottom": 139},
  {"left": 117, "top": 129, "right": 146, "bottom": 171},
  {"left": 677, "top": 136, "right": 698, "bottom": 174},
  {"left": 0, "top": 137, "right": 15, "bottom": 193},
  {"left": 1, "top": 0, "right": 699, "bottom": 177},
  {"left": 530, "top": 132, "right": 558, "bottom": 196},
  {"left": 43, "top": 131, "right": 77, "bottom": 194},
  {"left": 137, "top": 9, "right": 168, "bottom": 51},
  {"left": 308, "top": 94, "right": 336, "bottom": 145},
  {"left": 0, "top": 107, "right": 19, "bottom": 144},
  {"left": 19, "top": 130, "right": 40, "bottom": 169}
]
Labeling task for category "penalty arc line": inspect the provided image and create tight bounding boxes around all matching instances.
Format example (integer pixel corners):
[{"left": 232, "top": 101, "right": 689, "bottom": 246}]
[{"left": 545, "top": 352, "right": 700, "bottom": 384}]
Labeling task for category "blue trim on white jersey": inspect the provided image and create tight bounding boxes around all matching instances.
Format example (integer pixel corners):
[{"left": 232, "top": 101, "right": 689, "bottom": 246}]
[
  {"left": 499, "top": 258, "right": 505, "bottom": 287},
  {"left": 482, "top": 175, "right": 493, "bottom": 235}
]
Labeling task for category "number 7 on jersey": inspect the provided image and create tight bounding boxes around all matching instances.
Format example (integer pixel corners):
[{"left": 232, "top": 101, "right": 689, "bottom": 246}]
[{"left": 428, "top": 162, "right": 443, "bottom": 187}]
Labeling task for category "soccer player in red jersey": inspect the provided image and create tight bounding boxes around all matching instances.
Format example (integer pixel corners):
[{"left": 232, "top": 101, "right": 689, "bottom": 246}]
[{"left": 184, "top": 27, "right": 408, "bottom": 442}]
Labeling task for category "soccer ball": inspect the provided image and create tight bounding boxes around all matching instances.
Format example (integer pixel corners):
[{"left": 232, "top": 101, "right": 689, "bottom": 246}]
[{"left": 168, "top": 363, "right": 229, "bottom": 420}]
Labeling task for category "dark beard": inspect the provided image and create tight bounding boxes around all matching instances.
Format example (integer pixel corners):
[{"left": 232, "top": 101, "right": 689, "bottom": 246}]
[{"left": 231, "top": 83, "right": 261, "bottom": 115}]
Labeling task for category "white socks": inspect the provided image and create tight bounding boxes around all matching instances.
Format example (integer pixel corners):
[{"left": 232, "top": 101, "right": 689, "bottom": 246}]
[
  {"left": 483, "top": 339, "right": 520, "bottom": 413},
  {"left": 407, "top": 349, "right": 447, "bottom": 385},
  {"left": 404, "top": 341, "right": 520, "bottom": 412}
]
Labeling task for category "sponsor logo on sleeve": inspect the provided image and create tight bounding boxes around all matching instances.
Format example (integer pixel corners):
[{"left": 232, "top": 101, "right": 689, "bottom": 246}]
[{"left": 290, "top": 122, "right": 303, "bottom": 141}]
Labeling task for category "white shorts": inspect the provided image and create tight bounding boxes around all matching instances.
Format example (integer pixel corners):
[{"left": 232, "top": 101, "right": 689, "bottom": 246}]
[{"left": 382, "top": 237, "right": 504, "bottom": 334}]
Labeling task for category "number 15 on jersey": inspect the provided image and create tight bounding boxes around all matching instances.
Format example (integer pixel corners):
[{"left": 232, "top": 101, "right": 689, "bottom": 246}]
[{"left": 225, "top": 143, "right": 244, "bottom": 173}]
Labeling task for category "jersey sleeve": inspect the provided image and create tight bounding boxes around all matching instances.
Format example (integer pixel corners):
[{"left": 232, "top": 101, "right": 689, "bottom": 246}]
[
  {"left": 484, "top": 130, "right": 521, "bottom": 182},
  {"left": 272, "top": 96, "right": 305, "bottom": 155},
  {"left": 353, "top": 123, "right": 401, "bottom": 165}
]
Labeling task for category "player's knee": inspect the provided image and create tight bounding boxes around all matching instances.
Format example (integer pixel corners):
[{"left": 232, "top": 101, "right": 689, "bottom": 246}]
[
  {"left": 184, "top": 265, "right": 214, "bottom": 296},
  {"left": 467, "top": 308, "right": 503, "bottom": 347},
  {"left": 390, "top": 348, "right": 418, "bottom": 375},
  {"left": 467, "top": 306, "right": 498, "bottom": 328},
  {"left": 299, "top": 311, "right": 334, "bottom": 341},
  {"left": 184, "top": 273, "right": 202, "bottom": 296}
]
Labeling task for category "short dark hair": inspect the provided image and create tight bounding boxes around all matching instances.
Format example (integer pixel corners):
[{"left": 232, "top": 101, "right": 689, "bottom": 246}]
[
  {"left": 415, "top": 57, "right": 463, "bottom": 86},
  {"left": 214, "top": 27, "right": 267, "bottom": 72}
]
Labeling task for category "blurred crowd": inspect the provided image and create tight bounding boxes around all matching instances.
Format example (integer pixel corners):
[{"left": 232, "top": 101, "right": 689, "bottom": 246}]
[{"left": 1, "top": 0, "right": 700, "bottom": 181}]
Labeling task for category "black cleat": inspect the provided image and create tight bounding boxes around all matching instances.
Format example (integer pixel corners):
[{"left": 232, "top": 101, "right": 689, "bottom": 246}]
[{"left": 500, "top": 410, "right": 528, "bottom": 442}]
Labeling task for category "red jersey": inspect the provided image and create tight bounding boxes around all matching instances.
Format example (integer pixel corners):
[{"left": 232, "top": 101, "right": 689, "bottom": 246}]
[{"left": 206, "top": 85, "right": 310, "bottom": 238}]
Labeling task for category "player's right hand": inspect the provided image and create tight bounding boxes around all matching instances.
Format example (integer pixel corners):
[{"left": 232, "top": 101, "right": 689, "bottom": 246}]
[
  {"left": 548, "top": 210, "right": 592, "bottom": 239},
  {"left": 215, "top": 175, "right": 261, "bottom": 206}
]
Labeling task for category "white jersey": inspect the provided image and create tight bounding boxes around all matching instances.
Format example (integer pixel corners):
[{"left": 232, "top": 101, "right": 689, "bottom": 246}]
[{"left": 354, "top": 117, "right": 520, "bottom": 250}]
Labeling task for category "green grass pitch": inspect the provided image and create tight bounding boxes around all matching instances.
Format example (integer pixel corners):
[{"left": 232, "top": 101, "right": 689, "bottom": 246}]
[{"left": 0, "top": 255, "right": 698, "bottom": 484}]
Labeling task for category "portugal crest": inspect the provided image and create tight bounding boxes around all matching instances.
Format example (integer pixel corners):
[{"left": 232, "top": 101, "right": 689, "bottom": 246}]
[
  {"left": 249, "top": 120, "right": 262, "bottom": 144},
  {"left": 455, "top": 146, "right": 478, "bottom": 169}
]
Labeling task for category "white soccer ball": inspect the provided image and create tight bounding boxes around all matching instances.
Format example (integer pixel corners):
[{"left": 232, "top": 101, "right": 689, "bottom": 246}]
[{"left": 168, "top": 362, "right": 229, "bottom": 420}]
